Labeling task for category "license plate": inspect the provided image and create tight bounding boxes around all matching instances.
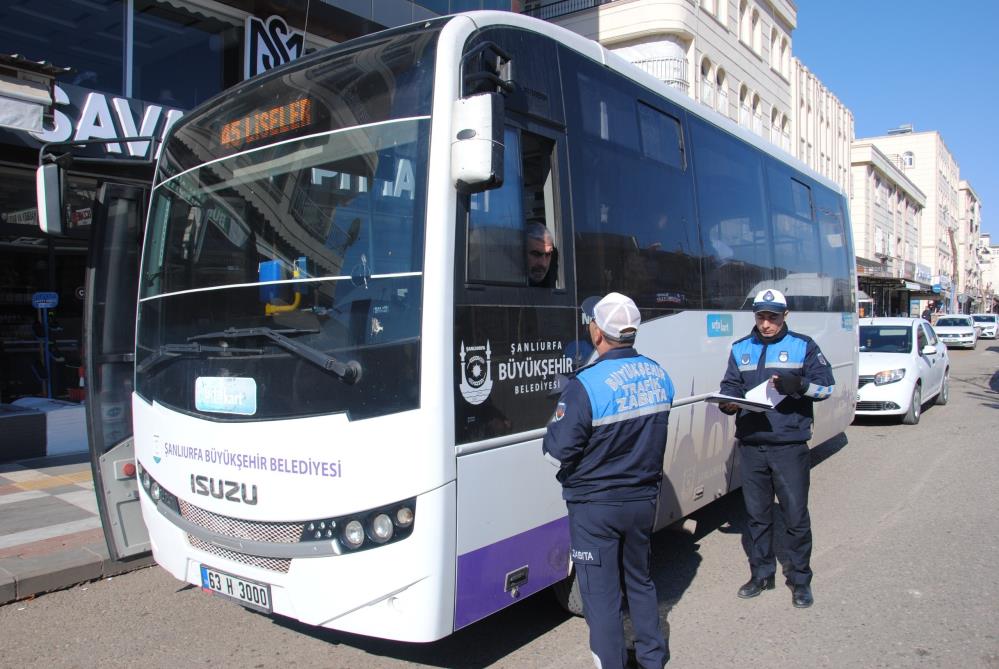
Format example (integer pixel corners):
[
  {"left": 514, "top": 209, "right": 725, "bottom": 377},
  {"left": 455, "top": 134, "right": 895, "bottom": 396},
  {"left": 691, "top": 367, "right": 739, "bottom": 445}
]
[{"left": 200, "top": 564, "right": 272, "bottom": 613}]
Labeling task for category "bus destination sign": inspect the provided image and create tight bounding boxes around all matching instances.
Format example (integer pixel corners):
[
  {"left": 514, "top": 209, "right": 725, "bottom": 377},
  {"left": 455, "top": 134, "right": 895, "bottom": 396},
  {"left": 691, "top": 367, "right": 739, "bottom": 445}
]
[{"left": 219, "top": 98, "right": 313, "bottom": 149}]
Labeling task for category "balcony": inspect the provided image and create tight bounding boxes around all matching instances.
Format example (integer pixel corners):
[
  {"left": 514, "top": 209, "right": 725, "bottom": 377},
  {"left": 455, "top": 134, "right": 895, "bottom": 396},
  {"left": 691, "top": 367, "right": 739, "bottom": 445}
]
[
  {"left": 521, "top": 0, "right": 617, "bottom": 20},
  {"left": 633, "top": 57, "right": 689, "bottom": 93}
]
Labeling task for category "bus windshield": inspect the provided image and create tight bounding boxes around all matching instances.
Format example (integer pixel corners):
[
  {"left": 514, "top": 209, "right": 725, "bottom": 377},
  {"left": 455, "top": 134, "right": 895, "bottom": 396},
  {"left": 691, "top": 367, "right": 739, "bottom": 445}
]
[{"left": 136, "top": 29, "right": 438, "bottom": 422}]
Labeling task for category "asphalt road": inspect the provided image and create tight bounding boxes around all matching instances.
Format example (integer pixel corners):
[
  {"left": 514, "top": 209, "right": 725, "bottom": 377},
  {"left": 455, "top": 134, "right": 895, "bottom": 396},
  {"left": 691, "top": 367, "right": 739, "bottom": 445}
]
[{"left": 2, "top": 343, "right": 998, "bottom": 668}]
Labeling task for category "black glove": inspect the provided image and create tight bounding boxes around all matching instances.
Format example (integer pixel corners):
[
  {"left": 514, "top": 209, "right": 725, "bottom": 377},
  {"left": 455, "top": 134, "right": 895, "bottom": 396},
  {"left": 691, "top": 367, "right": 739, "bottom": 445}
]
[
  {"left": 718, "top": 402, "right": 739, "bottom": 415},
  {"left": 773, "top": 373, "right": 807, "bottom": 395}
]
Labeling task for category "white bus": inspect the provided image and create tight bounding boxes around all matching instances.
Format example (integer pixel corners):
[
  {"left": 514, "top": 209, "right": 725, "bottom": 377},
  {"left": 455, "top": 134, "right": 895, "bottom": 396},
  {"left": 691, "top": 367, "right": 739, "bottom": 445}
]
[{"left": 80, "top": 11, "right": 857, "bottom": 642}]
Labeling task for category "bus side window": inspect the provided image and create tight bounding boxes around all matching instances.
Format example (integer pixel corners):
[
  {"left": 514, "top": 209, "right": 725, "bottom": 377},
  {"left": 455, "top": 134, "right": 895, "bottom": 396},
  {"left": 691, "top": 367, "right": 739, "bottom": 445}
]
[
  {"left": 691, "top": 117, "right": 773, "bottom": 309},
  {"left": 814, "top": 187, "right": 854, "bottom": 312},
  {"left": 466, "top": 127, "right": 560, "bottom": 288},
  {"left": 767, "top": 165, "right": 821, "bottom": 310}
]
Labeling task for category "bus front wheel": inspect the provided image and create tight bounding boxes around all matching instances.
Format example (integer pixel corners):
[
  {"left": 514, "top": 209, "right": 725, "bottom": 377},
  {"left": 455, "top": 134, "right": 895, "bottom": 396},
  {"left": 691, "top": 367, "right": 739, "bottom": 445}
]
[{"left": 552, "top": 570, "right": 584, "bottom": 616}]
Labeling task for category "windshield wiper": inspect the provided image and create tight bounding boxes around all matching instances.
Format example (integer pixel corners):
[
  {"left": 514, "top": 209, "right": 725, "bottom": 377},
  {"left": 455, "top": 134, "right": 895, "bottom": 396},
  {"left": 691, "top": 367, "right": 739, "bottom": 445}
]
[
  {"left": 136, "top": 342, "right": 265, "bottom": 375},
  {"left": 188, "top": 327, "right": 362, "bottom": 384}
]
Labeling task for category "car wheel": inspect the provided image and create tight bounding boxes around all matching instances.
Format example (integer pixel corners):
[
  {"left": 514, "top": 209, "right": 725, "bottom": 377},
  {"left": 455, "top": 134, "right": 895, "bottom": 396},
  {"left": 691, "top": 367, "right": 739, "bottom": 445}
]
[
  {"left": 935, "top": 370, "right": 950, "bottom": 406},
  {"left": 902, "top": 384, "right": 921, "bottom": 425}
]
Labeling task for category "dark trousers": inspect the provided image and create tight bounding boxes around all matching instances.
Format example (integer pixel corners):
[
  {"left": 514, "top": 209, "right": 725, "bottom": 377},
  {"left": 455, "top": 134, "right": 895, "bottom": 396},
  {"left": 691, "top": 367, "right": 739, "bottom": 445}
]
[
  {"left": 567, "top": 499, "right": 668, "bottom": 669},
  {"left": 739, "top": 442, "right": 813, "bottom": 586}
]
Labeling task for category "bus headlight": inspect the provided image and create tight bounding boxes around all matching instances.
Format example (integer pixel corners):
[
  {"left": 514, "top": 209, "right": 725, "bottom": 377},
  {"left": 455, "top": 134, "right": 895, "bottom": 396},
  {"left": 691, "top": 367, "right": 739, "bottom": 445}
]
[
  {"left": 150, "top": 482, "right": 161, "bottom": 501},
  {"left": 343, "top": 520, "right": 365, "bottom": 549},
  {"left": 370, "top": 513, "right": 394, "bottom": 543},
  {"left": 395, "top": 506, "right": 414, "bottom": 528}
]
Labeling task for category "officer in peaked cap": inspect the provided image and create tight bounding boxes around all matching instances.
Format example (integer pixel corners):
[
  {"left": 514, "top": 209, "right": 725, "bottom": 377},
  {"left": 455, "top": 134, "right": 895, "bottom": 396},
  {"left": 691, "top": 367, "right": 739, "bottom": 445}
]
[
  {"left": 717, "top": 288, "right": 835, "bottom": 609},
  {"left": 543, "top": 292, "right": 674, "bottom": 669}
]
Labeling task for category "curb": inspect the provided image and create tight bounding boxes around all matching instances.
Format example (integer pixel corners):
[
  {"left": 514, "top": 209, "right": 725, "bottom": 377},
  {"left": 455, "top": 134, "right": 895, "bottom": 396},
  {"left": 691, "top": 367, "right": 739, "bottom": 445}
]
[{"left": 0, "top": 547, "right": 155, "bottom": 606}]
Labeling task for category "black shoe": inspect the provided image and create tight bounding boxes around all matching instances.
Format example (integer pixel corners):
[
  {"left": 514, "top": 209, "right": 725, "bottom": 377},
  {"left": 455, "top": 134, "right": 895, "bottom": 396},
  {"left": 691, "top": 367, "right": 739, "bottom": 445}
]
[
  {"left": 791, "top": 584, "right": 813, "bottom": 608},
  {"left": 737, "top": 575, "right": 775, "bottom": 599}
]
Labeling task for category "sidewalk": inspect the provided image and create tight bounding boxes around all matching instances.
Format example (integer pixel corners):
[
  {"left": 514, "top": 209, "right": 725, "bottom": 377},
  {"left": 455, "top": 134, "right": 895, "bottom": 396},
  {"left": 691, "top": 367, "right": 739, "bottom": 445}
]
[{"left": 0, "top": 453, "right": 153, "bottom": 605}]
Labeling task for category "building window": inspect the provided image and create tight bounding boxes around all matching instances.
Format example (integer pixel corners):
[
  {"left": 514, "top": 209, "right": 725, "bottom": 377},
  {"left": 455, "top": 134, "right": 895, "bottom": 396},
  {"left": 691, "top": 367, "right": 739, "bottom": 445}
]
[
  {"left": 700, "top": 57, "right": 715, "bottom": 108},
  {"left": 739, "top": 0, "right": 750, "bottom": 44},
  {"left": 0, "top": 0, "right": 126, "bottom": 95},
  {"left": 132, "top": 0, "right": 242, "bottom": 109},
  {"left": 716, "top": 68, "right": 728, "bottom": 115},
  {"left": 771, "top": 27, "right": 780, "bottom": 70},
  {"left": 902, "top": 151, "right": 914, "bottom": 168},
  {"left": 751, "top": 9, "right": 761, "bottom": 54}
]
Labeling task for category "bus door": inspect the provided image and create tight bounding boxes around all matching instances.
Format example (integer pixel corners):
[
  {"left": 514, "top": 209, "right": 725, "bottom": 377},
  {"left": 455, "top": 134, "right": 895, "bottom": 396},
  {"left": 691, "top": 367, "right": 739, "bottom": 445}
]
[{"left": 84, "top": 182, "right": 150, "bottom": 560}]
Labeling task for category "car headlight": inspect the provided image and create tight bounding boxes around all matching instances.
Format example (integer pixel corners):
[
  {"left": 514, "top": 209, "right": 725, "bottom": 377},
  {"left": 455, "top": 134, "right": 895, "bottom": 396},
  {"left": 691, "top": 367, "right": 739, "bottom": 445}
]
[{"left": 874, "top": 368, "right": 906, "bottom": 385}]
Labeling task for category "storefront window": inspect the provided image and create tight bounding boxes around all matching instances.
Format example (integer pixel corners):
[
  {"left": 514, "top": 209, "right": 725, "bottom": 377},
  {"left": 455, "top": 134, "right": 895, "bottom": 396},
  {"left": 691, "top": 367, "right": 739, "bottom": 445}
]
[
  {"left": 132, "top": 0, "right": 241, "bottom": 109},
  {"left": 0, "top": 0, "right": 126, "bottom": 96},
  {"left": 0, "top": 166, "right": 38, "bottom": 230}
]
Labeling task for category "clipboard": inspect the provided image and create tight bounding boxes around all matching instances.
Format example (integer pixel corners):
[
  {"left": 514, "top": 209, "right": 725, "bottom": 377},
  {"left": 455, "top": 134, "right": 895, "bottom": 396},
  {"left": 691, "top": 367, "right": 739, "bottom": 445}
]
[{"left": 702, "top": 393, "right": 773, "bottom": 413}]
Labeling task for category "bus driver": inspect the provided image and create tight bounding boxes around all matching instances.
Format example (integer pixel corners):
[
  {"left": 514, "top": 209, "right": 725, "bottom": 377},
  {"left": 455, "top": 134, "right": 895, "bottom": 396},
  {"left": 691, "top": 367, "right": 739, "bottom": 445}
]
[{"left": 526, "top": 222, "right": 557, "bottom": 287}]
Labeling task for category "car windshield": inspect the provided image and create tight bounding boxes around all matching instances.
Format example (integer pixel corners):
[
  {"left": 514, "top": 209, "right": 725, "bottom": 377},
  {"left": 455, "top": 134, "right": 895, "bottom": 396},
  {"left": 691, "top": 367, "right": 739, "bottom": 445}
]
[
  {"left": 972, "top": 315, "right": 996, "bottom": 323},
  {"left": 859, "top": 326, "right": 912, "bottom": 353},
  {"left": 935, "top": 317, "right": 970, "bottom": 327}
]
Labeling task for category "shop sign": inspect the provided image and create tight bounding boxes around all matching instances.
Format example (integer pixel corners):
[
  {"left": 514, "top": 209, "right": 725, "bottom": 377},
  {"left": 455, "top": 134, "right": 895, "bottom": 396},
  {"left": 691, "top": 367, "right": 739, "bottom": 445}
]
[
  {"left": 245, "top": 15, "right": 305, "bottom": 80},
  {"left": 904, "top": 282, "right": 921, "bottom": 291},
  {"left": 32, "top": 291, "right": 59, "bottom": 309},
  {"left": 0, "top": 82, "right": 184, "bottom": 159},
  {"left": 2, "top": 207, "right": 36, "bottom": 227}
]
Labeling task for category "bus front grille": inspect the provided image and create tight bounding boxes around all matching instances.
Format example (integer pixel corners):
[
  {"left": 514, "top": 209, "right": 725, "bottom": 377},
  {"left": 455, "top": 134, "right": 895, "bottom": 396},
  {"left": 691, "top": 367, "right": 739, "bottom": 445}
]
[
  {"left": 178, "top": 499, "right": 306, "bottom": 544},
  {"left": 187, "top": 534, "right": 291, "bottom": 573}
]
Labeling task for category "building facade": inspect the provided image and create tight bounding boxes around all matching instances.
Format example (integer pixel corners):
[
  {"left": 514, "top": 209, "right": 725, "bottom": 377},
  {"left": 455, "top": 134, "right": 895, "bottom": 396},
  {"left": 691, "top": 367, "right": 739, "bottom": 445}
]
[
  {"left": 979, "top": 234, "right": 999, "bottom": 313},
  {"left": 0, "top": 0, "right": 511, "bottom": 403},
  {"left": 849, "top": 142, "right": 928, "bottom": 317},
  {"left": 525, "top": 0, "right": 797, "bottom": 149},
  {"left": 790, "top": 58, "right": 853, "bottom": 197},
  {"left": 860, "top": 128, "right": 963, "bottom": 313},
  {"left": 958, "top": 181, "right": 983, "bottom": 313}
]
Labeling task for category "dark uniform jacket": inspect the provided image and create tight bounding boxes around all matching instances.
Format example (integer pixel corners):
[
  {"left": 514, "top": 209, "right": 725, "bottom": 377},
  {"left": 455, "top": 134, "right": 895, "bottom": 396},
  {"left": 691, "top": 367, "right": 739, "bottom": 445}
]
[
  {"left": 720, "top": 324, "right": 835, "bottom": 445},
  {"left": 542, "top": 347, "right": 674, "bottom": 502}
]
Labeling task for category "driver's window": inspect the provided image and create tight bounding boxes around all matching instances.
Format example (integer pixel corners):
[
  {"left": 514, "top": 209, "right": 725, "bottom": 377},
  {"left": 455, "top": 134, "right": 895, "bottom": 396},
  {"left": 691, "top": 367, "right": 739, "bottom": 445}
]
[{"left": 466, "top": 127, "right": 560, "bottom": 287}]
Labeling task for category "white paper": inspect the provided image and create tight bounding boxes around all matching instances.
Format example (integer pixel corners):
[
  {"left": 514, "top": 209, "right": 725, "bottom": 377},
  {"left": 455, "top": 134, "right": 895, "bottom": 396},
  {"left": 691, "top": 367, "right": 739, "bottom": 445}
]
[{"left": 744, "top": 378, "right": 785, "bottom": 408}]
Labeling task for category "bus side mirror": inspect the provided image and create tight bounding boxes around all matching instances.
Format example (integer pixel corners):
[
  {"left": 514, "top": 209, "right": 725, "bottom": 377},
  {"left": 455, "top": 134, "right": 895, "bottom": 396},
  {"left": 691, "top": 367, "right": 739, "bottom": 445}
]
[
  {"left": 36, "top": 163, "right": 65, "bottom": 235},
  {"left": 451, "top": 92, "right": 504, "bottom": 193}
]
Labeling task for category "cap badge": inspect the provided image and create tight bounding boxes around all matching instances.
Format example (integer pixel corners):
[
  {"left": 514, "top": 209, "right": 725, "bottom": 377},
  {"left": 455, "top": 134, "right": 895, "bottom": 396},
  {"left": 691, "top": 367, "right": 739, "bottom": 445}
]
[{"left": 763, "top": 290, "right": 774, "bottom": 301}]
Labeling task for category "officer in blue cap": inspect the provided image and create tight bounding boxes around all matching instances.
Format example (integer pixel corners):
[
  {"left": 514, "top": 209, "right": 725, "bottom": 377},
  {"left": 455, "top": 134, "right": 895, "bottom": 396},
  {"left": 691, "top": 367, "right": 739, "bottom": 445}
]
[
  {"left": 717, "top": 288, "right": 835, "bottom": 609},
  {"left": 543, "top": 292, "right": 674, "bottom": 669}
]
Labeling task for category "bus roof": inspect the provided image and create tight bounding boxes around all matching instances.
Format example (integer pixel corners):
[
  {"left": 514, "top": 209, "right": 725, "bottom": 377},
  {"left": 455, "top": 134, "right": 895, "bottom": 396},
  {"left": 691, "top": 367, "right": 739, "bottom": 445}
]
[{"left": 452, "top": 10, "right": 846, "bottom": 197}]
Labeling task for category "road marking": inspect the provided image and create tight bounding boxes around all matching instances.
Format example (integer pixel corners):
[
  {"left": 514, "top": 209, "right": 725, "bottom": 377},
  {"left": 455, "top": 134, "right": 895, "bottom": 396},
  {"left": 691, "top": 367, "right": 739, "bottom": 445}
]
[
  {"left": 7, "top": 470, "right": 93, "bottom": 491},
  {"left": 0, "top": 517, "right": 103, "bottom": 551},
  {"left": 0, "top": 490, "right": 48, "bottom": 506},
  {"left": 55, "top": 490, "right": 100, "bottom": 515}
]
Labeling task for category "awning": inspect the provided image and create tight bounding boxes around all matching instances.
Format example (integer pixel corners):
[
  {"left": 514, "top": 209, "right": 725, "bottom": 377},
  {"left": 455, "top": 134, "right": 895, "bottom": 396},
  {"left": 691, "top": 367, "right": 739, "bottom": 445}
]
[
  {"left": 0, "top": 75, "right": 49, "bottom": 132},
  {"left": 0, "top": 54, "right": 72, "bottom": 133}
]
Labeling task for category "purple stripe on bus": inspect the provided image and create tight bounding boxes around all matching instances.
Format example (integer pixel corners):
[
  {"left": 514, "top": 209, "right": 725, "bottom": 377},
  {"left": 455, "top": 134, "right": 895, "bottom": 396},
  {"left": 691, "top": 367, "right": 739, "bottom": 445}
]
[{"left": 454, "top": 515, "right": 570, "bottom": 630}]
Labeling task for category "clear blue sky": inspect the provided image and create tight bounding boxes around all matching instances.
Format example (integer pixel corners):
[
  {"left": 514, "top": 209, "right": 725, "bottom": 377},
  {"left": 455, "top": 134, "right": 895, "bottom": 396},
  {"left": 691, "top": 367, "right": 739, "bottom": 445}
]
[{"left": 793, "top": 1, "right": 999, "bottom": 238}]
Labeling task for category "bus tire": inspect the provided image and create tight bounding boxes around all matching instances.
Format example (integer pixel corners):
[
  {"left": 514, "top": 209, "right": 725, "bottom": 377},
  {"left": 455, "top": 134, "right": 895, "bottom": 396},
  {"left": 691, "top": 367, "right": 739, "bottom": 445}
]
[{"left": 552, "top": 570, "right": 584, "bottom": 617}]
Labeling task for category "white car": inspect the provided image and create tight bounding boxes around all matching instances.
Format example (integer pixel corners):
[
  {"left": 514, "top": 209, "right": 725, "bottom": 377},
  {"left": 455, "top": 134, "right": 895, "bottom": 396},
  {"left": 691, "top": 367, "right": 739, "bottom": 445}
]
[
  {"left": 857, "top": 317, "right": 949, "bottom": 425},
  {"left": 971, "top": 313, "right": 998, "bottom": 339},
  {"left": 933, "top": 315, "right": 978, "bottom": 349}
]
